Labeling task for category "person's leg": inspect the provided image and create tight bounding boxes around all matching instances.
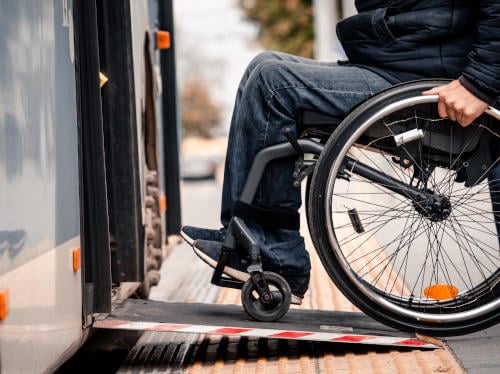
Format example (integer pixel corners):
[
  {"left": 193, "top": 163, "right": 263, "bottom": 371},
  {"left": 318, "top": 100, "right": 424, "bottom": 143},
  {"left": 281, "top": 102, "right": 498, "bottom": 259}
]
[
  {"left": 221, "top": 51, "right": 358, "bottom": 227},
  {"left": 221, "top": 51, "right": 336, "bottom": 225},
  {"left": 182, "top": 52, "right": 298, "bottom": 242},
  {"left": 183, "top": 51, "right": 331, "bottom": 244},
  {"left": 184, "top": 51, "right": 393, "bottom": 300},
  {"left": 220, "top": 55, "right": 392, "bottom": 295}
]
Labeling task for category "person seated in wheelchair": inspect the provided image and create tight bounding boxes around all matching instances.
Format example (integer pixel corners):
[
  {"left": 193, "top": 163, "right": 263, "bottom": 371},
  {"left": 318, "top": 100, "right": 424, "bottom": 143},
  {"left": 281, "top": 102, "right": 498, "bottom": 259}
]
[{"left": 181, "top": 1, "right": 500, "bottom": 305}]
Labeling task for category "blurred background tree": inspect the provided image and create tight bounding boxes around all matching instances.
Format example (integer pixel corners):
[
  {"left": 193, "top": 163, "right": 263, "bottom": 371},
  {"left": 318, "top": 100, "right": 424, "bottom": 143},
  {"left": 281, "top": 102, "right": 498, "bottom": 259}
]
[
  {"left": 239, "top": 0, "right": 314, "bottom": 58},
  {"left": 179, "top": 0, "right": 342, "bottom": 139},
  {"left": 180, "top": 78, "right": 222, "bottom": 138}
]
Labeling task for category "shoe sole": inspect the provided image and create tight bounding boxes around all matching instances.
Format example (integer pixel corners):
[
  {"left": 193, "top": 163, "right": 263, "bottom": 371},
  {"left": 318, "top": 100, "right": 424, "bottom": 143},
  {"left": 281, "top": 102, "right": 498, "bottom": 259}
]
[
  {"left": 180, "top": 230, "right": 195, "bottom": 246},
  {"left": 181, "top": 229, "right": 224, "bottom": 247},
  {"left": 192, "top": 245, "right": 250, "bottom": 281},
  {"left": 192, "top": 244, "right": 302, "bottom": 305}
]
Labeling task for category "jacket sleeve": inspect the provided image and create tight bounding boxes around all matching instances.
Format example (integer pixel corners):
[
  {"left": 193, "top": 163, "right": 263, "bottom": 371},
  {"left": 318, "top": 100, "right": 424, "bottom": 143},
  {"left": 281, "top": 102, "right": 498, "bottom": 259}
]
[{"left": 461, "top": 0, "right": 500, "bottom": 100}]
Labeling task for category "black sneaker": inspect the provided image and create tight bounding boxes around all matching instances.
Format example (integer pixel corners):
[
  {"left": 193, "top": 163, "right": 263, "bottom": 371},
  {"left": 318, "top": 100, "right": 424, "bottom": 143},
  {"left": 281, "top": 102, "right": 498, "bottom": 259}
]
[
  {"left": 192, "top": 239, "right": 307, "bottom": 305},
  {"left": 192, "top": 239, "right": 248, "bottom": 279},
  {"left": 181, "top": 225, "right": 226, "bottom": 246}
]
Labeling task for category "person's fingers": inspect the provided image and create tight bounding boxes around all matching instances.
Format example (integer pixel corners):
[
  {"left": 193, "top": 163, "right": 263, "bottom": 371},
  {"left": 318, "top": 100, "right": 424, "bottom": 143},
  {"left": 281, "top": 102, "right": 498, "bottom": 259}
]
[
  {"left": 423, "top": 80, "right": 488, "bottom": 126},
  {"left": 457, "top": 102, "right": 487, "bottom": 127},
  {"left": 436, "top": 95, "right": 450, "bottom": 120},
  {"left": 457, "top": 112, "right": 467, "bottom": 126},
  {"left": 422, "top": 86, "right": 442, "bottom": 95},
  {"left": 446, "top": 107, "right": 457, "bottom": 122},
  {"left": 423, "top": 86, "right": 449, "bottom": 118},
  {"left": 447, "top": 96, "right": 462, "bottom": 122}
]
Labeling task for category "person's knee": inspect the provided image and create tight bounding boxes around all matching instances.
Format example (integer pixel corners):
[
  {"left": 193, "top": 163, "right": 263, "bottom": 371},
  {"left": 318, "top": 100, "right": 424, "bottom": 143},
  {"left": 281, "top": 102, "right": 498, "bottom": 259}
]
[
  {"left": 251, "top": 51, "right": 281, "bottom": 64},
  {"left": 255, "top": 60, "right": 293, "bottom": 91},
  {"left": 243, "top": 58, "right": 288, "bottom": 95},
  {"left": 247, "top": 51, "right": 284, "bottom": 74}
]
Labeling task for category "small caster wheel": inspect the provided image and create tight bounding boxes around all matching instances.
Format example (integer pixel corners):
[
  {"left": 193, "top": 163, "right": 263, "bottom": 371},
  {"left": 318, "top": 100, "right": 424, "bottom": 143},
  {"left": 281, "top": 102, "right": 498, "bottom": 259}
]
[{"left": 241, "top": 271, "right": 291, "bottom": 322}]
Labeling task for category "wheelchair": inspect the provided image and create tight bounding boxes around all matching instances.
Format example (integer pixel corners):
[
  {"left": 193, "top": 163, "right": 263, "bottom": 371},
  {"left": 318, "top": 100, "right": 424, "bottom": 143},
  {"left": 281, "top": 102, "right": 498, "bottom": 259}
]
[{"left": 209, "top": 79, "right": 500, "bottom": 337}]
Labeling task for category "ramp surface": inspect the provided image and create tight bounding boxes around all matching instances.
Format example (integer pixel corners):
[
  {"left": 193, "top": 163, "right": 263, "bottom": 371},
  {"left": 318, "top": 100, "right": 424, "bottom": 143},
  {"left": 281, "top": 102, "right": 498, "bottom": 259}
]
[
  {"left": 94, "top": 299, "right": 440, "bottom": 349},
  {"left": 445, "top": 324, "right": 500, "bottom": 373}
]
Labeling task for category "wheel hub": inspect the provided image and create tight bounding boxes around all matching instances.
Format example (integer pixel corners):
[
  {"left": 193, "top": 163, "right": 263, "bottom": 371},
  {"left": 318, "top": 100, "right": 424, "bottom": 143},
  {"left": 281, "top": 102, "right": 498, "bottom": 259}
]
[{"left": 414, "top": 194, "right": 451, "bottom": 222}]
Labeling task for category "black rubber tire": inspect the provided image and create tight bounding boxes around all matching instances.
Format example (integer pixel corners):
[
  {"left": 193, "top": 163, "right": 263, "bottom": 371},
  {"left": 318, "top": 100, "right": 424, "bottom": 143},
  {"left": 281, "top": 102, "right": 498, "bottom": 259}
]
[
  {"left": 241, "top": 271, "right": 292, "bottom": 322},
  {"left": 307, "top": 80, "right": 499, "bottom": 336}
]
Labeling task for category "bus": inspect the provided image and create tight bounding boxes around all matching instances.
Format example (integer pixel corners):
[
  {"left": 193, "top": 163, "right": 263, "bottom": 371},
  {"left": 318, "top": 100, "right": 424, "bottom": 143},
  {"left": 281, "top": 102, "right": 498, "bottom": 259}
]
[{"left": 0, "top": 0, "right": 181, "bottom": 372}]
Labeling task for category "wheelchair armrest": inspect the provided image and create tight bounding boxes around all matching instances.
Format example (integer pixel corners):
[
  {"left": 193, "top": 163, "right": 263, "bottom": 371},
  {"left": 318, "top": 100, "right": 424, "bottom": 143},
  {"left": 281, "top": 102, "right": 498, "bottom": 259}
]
[
  {"left": 299, "top": 110, "right": 342, "bottom": 127},
  {"left": 297, "top": 110, "right": 342, "bottom": 139}
]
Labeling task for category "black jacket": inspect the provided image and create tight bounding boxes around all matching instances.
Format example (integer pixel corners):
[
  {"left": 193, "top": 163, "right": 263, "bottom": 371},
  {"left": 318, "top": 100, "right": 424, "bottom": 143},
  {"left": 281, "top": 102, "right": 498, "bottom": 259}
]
[{"left": 337, "top": 0, "right": 500, "bottom": 103}]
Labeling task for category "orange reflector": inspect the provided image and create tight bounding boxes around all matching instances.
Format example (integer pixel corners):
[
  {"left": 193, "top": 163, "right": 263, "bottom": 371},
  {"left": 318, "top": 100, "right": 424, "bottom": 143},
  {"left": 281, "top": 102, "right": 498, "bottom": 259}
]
[
  {"left": 160, "top": 194, "right": 167, "bottom": 213},
  {"left": 99, "top": 72, "right": 109, "bottom": 88},
  {"left": 156, "top": 30, "right": 171, "bottom": 50},
  {"left": 0, "top": 289, "right": 9, "bottom": 320},
  {"left": 73, "top": 247, "right": 81, "bottom": 272},
  {"left": 424, "top": 284, "right": 458, "bottom": 300}
]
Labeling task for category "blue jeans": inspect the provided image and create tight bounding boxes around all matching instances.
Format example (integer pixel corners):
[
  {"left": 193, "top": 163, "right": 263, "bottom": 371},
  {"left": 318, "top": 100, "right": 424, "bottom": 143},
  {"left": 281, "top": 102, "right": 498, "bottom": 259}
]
[{"left": 219, "top": 51, "right": 393, "bottom": 277}]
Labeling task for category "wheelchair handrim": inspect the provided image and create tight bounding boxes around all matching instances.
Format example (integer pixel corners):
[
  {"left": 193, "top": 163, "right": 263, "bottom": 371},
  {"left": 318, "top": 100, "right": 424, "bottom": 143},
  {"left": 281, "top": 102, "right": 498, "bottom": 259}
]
[{"left": 324, "top": 95, "right": 500, "bottom": 323}]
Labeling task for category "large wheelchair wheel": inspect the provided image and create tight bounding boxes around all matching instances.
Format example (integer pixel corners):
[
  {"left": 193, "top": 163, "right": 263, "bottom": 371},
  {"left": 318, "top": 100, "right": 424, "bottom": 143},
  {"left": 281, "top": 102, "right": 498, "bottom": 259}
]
[{"left": 308, "top": 80, "right": 500, "bottom": 336}]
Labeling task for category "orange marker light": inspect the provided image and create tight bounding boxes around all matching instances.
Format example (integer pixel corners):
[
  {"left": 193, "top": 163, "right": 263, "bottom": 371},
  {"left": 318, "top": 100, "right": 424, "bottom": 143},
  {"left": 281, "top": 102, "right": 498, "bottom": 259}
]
[
  {"left": 160, "top": 194, "right": 167, "bottom": 213},
  {"left": 73, "top": 247, "right": 81, "bottom": 272},
  {"left": 0, "top": 289, "right": 9, "bottom": 320},
  {"left": 424, "top": 284, "right": 459, "bottom": 300},
  {"left": 156, "top": 30, "right": 171, "bottom": 50}
]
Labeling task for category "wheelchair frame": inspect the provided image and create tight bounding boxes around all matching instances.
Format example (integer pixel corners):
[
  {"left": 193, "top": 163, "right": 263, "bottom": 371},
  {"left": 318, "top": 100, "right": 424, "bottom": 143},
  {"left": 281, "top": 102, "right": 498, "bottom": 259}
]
[{"left": 207, "top": 80, "right": 500, "bottom": 335}]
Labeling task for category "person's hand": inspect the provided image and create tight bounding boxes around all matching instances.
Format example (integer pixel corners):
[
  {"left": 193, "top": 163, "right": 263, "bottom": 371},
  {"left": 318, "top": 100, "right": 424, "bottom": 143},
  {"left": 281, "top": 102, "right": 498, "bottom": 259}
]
[{"left": 422, "top": 80, "right": 489, "bottom": 127}]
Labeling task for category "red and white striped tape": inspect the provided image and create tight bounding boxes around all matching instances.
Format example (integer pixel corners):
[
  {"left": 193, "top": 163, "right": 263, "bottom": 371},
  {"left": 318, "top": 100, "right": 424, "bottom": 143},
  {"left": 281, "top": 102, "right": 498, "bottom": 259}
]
[{"left": 93, "top": 319, "right": 440, "bottom": 348}]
